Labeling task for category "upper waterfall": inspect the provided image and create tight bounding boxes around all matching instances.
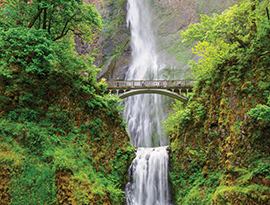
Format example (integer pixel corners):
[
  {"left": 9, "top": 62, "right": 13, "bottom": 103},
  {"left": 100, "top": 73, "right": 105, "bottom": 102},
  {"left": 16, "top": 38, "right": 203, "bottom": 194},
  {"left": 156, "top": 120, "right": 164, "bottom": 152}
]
[
  {"left": 124, "top": 0, "right": 168, "bottom": 147},
  {"left": 126, "top": 0, "right": 159, "bottom": 80}
]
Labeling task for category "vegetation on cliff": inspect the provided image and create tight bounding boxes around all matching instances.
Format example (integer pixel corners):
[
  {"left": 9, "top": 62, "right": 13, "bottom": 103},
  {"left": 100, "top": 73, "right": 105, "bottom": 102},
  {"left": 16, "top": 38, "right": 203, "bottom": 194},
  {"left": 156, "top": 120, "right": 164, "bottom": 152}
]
[
  {"left": 0, "top": 1, "right": 134, "bottom": 204},
  {"left": 167, "top": 0, "right": 270, "bottom": 204}
]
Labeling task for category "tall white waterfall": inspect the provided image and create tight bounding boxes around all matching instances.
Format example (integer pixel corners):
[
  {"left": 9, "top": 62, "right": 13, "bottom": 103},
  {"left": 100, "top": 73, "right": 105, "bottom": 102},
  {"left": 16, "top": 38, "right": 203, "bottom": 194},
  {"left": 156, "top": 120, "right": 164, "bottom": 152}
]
[
  {"left": 124, "top": 0, "right": 167, "bottom": 147},
  {"left": 125, "top": 0, "right": 172, "bottom": 204}
]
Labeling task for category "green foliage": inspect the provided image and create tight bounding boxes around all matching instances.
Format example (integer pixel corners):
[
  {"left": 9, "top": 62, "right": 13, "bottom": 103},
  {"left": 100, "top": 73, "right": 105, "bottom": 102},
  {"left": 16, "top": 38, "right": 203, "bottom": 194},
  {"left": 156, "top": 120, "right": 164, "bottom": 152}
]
[
  {"left": 168, "top": 1, "right": 270, "bottom": 204},
  {"left": 0, "top": 27, "right": 56, "bottom": 77},
  {"left": 248, "top": 95, "right": 270, "bottom": 122},
  {"left": 0, "top": 115, "right": 134, "bottom": 204},
  {"left": 163, "top": 100, "right": 185, "bottom": 135},
  {"left": 0, "top": 1, "right": 134, "bottom": 204},
  {"left": 182, "top": 0, "right": 269, "bottom": 79},
  {"left": 10, "top": 157, "right": 56, "bottom": 205},
  {"left": 0, "top": 0, "right": 101, "bottom": 43}
]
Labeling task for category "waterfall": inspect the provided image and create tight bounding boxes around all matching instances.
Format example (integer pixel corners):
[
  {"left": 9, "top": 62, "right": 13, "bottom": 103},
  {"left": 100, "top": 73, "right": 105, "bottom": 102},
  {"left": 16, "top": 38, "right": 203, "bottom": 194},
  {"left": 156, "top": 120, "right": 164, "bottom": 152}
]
[
  {"left": 124, "top": 0, "right": 167, "bottom": 148},
  {"left": 124, "top": 0, "right": 172, "bottom": 204},
  {"left": 125, "top": 147, "right": 170, "bottom": 205}
]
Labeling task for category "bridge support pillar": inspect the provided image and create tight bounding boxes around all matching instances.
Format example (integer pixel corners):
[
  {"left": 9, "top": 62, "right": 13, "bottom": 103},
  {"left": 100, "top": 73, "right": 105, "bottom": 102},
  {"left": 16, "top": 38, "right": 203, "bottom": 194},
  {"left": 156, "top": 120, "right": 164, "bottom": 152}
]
[
  {"left": 179, "top": 89, "right": 182, "bottom": 95},
  {"left": 116, "top": 90, "right": 119, "bottom": 95},
  {"left": 172, "top": 89, "right": 174, "bottom": 93},
  {"left": 109, "top": 90, "right": 112, "bottom": 95},
  {"left": 186, "top": 89, "right": 189, "bottom": 98},
  {"left": 124, "top": 90, "right": 126, "bottom": 93},
  {"left": 131, "top": 80, "right": 134, "bottom": 88}
]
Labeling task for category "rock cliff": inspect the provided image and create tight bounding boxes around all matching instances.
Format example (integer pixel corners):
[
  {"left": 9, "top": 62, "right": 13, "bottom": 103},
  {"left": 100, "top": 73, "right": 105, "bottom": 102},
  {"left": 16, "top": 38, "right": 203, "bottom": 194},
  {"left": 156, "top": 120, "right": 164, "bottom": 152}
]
[
  {"left": 75, "top": 0, "right": 131, "bottom": 81},
  {"left": 75, "top": 0, "right": 242, "bottom": 80},
  {"left": 152, "top": 0, "right": 242, "bottom": 77}
]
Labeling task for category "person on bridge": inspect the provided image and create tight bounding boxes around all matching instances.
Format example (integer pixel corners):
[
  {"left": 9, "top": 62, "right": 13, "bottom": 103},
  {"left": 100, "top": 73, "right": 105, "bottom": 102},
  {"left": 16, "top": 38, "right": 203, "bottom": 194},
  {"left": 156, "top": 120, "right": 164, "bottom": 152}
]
[
  {"left": 142, "top": 78, "right": 145, "bottom": 87},
  {"left": 177, "top": 82, "right": 182, "bottom": 87},
  {"left": 117, "top": 78, "right": 119, "bottom": 87}
]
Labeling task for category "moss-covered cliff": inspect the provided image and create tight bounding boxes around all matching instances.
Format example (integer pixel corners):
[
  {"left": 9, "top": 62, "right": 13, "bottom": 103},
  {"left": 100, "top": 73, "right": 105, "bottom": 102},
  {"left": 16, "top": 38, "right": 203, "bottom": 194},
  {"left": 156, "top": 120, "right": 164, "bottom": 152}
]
[
  {"left": 168, "top": 1, "right": 270, "bottom": 204},
  {"left": 0, "top": 2, "right": 134, "bottom": 203},
  {"left": 0, "top": 39, "right": 133, "bottom": 205}
]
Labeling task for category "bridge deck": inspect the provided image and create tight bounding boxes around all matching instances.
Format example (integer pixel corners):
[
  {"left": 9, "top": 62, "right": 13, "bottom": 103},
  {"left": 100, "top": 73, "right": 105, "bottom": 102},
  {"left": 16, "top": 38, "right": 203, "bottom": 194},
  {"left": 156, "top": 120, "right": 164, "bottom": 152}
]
[
  {"left": 105, "top": 80, "right": 195, "bottom": 102},
  {"left": 107, "top": 80, "right": 195, "bottom": 89},
  {"left": 107, "top": 85, "right": 192, "bottom": 89}
]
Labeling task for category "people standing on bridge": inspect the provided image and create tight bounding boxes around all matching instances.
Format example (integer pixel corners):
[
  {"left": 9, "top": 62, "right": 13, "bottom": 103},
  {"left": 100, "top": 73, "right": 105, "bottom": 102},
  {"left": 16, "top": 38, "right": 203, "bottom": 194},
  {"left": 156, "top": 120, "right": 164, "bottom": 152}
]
[
  {"left": 117, "top": 78, "right": 119, "bottom": 87},
  {"left": 142, "top": 78, "right": 145, "bottom": 87}
]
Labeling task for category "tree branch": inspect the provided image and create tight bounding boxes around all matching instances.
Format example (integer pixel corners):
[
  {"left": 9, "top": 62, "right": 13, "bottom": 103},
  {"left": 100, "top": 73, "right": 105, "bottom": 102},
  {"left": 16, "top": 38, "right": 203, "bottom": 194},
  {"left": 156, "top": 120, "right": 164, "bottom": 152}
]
[
  {"left": 53, "top": 28, "right": 70, "bottom": 41},
  {"left": 48, "top": 19, "right": 51, "bottom": 34},
  {"left": 53, "top": 14, "right": 76, "bottom": 41},
  {"left": 38, "top": 6, "right": 41, "bottom": 29},
  {"left": 266, "top": 7, "right": 270, "bottom": 21},
  {"left": 48, "top": 10, "right": 53, "bottom": 34},
  {"left": 61, "top": 19, "right": 70, "bottom": 35},
  {"left": 230, "top": 33, "right": 247, "bottom": 48},
  {"left": 28, "top": 8, "right": 43, "bottom": 28},
  {"left": 47, "top": 4, "right": 56, "bottom": 34}
]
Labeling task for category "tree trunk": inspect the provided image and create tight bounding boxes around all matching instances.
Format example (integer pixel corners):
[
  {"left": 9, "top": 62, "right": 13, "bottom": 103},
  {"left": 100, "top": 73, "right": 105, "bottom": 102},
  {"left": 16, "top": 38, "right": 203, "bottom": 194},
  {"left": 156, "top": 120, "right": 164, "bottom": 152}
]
[
  {"left": 28, "top": 8, "right": 43, "bottom": 28},
  {"left": 43, "top": 8, "right": 47, "bottom": 30}
]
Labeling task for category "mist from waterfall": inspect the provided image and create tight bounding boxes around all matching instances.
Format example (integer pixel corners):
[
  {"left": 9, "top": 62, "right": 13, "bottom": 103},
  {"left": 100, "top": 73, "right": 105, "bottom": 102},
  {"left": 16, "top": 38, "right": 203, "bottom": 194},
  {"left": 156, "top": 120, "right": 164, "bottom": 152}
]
[{"left": 124, "top": 0, "right": 168, "bottom": 148}]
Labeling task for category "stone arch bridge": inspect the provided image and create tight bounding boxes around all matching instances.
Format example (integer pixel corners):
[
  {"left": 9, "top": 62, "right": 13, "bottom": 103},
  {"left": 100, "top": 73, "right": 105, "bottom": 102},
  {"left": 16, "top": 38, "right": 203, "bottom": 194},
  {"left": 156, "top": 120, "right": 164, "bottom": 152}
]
[{"left": 106, "top": 80, "right": 195, "bottom": 103}]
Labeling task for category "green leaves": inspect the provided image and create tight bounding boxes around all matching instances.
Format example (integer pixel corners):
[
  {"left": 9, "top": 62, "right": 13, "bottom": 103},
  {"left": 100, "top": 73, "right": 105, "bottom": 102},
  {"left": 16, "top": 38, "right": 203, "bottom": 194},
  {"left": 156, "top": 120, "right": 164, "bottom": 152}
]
[
  {"left": 9, "top": 158, "right": 57, "bottom": 205},
  {"left": 0, "top": 27, "right": 57, "bottom": 75},
  {"left": 0, "top": 1, "right": 135, "bottom": 204},
  {"left": 182, "top": 2, "right": 254, "bottom": 45},
  {"left": 181, "top": 1, "right": 267, "bottom": 80},
  {"left": 248, "top": 96, "right": 270, "bottom": 122},
  {"left": 0, "top": 0, "right": 102, "bottom": 43}
]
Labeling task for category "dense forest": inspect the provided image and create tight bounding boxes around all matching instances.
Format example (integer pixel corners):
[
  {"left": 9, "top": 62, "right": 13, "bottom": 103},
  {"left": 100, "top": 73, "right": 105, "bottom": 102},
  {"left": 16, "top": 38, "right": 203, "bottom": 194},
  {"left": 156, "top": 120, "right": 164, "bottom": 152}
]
[
  {"left": 0, "top": 0, "right": 134, "bottom": 204},
  {"left": 0, "top": 0, "right": 270, "bottom": 204}
]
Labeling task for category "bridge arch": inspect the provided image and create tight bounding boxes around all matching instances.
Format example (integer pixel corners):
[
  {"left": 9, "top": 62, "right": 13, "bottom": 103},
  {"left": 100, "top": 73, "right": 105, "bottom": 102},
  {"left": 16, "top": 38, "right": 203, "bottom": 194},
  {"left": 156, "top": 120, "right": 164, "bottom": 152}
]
[{"left": 118, "top": 89, "right": 188, "bottom": 102}]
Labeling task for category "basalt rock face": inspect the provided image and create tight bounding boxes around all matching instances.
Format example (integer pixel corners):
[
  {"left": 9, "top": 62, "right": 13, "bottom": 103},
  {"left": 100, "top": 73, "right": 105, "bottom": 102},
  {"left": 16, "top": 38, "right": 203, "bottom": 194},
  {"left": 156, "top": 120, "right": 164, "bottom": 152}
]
[
  {"left": 74, "top": 0, "right": 131, "bottom": 81},
  {"left": 76, "top": 0, "right": 242, "bottom": 80},
  {"left": 152, "top": 0, "right": 243, "bottom": 76}
]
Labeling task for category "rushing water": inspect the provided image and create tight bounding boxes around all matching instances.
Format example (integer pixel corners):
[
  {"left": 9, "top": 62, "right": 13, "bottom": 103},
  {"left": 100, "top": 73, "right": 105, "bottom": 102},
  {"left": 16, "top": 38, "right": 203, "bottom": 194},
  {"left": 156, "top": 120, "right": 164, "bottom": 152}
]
[
  {"left": 125, "top": 147, "right": 170, "bottom": 205},
  {"left": 124, "top": 0, "right": 172, "bottom": 204},
  {"left": 124, "top": 0, "right": 167, "bottom": 148}
]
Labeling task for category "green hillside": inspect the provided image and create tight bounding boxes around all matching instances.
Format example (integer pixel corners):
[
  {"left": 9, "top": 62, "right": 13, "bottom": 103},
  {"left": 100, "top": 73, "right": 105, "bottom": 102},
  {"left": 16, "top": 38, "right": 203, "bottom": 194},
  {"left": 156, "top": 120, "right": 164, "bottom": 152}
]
[{"left": 0, "top": 1, "right": 134, "bottom": 204}]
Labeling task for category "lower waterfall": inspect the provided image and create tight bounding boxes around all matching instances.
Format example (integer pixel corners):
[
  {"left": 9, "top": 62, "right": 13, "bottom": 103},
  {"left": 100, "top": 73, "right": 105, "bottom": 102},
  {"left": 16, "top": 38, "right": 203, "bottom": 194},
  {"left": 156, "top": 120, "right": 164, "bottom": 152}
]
[{"left": 125, "top": 146, "right": 171, "bottom": 205}]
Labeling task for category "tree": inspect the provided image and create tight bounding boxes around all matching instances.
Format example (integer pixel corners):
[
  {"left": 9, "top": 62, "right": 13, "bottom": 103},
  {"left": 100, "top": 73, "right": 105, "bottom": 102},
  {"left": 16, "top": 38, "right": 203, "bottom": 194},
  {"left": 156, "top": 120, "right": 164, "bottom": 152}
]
[
  {"left": 181, "top": 0, "right": 269, "bottom": 79},
  {"left": 0, "top": 0, "right": 101, "bottom": 43}
]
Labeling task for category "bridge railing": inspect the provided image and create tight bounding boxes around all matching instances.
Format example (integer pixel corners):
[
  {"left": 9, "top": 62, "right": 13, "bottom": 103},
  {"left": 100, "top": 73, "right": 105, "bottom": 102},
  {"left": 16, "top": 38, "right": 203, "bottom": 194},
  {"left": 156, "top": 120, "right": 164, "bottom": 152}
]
[{"left": 107, "top": 80, "right": 196, "bottom": 87}]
